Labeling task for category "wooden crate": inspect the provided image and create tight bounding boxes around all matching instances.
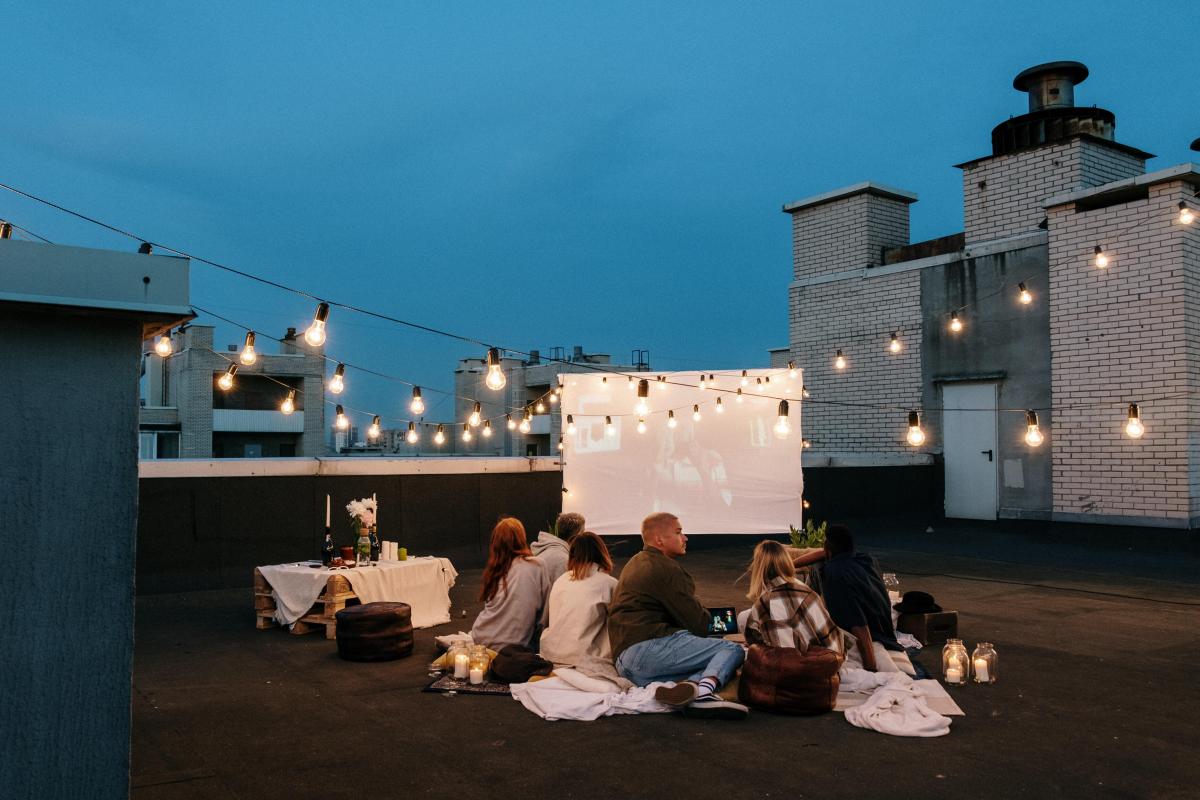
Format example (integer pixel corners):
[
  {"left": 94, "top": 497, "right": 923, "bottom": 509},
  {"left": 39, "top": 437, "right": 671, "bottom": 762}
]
[{"left": 254, "top": 568, "right": 358, "bottom": 640}]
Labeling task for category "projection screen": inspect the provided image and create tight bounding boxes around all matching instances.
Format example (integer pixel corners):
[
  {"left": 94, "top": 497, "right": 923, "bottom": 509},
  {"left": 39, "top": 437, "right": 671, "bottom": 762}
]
[{"left": 560, "top": 369, "right": 803, "bottom": 536}]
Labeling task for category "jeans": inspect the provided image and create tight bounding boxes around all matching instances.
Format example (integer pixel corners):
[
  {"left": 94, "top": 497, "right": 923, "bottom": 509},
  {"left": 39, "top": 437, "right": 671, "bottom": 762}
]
[{"left": 616, "top": 630, "right": 745, "bottom": 687}]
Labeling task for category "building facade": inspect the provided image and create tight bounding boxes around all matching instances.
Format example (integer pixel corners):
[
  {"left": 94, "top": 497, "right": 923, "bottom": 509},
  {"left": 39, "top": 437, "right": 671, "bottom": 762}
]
[{"left": 778, "top": 61, "right": 1199, "bottom": 528}]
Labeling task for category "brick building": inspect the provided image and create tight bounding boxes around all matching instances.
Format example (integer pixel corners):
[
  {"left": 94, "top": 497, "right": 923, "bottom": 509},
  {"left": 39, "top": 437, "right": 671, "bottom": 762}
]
[{"left": 777, "top": 61, "right": 1199, "bottom": 528}]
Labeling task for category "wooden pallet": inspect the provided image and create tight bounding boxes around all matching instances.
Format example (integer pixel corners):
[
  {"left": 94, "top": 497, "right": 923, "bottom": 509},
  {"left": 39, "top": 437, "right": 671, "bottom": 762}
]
[{"left": 254, "top": 568, "right": 358, "bottom": 640}]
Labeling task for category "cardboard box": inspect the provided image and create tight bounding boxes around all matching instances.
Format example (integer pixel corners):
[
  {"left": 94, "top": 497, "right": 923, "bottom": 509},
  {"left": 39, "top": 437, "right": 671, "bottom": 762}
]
[{"left": 897, "top": 611, "right": 958, "bottom": 646}]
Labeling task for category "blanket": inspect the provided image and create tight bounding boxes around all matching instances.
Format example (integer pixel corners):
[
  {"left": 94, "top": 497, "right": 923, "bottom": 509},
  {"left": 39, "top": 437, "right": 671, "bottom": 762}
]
[{"left": 509, "top": 670, "right": 672, "bottom": 721}]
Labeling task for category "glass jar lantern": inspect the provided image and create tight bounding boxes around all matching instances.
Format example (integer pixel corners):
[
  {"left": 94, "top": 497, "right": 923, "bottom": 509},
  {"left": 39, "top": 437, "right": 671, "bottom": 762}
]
[
  {"left": 468, "top": 645, "right": 490, "bottom": 685},
  {"left": 972, "top": 642, "right": 998, "bottom": 684},
  {"left": 941, "top": 638, "right": 969, "bottom": 686},
  {"left": 448, "top": 643, "right": 471, "bottom": 679}
]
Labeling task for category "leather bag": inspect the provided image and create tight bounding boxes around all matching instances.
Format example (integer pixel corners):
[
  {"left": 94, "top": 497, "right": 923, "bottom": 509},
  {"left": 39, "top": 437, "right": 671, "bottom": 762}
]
[{"left": 737, "top": 643, "right": 841, "bottom": 715}]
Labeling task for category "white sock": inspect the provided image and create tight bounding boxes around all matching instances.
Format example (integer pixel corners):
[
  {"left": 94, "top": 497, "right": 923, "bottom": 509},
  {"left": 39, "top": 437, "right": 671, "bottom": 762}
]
[{"left": 695, "top": 677, "right": 719, "bottom": 699}]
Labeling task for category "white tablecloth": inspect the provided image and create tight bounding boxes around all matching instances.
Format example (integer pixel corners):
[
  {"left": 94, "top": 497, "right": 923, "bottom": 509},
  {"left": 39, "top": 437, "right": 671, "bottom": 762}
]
[{"left": 258, "top": 557, "right": 458, "bottom": 629}]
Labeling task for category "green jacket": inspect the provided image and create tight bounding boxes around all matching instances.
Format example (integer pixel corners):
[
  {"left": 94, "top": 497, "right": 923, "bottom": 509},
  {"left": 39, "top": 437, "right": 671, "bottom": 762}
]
[{"left": 608, "top": 546, "right": 710, "bottom": 660}]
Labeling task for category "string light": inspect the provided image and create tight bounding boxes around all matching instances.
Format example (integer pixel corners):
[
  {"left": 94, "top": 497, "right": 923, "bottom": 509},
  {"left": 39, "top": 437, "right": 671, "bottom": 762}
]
[
  {"left": 740, "top": 370, "right": 749, "bottom": 387},
  {"left": 637, "top": 418, "right": 647, "bottom": 434},
  {"left": 554, "top": 380, "right": 563, "bottom": 397},
  {"left": 566, "top": 415, "right": 576, "bottom": 435},
  {"left": 410, "top": 387, "right": 425, "bottom": 415},
  {"left": 239, "top": 331, "right": 257, "bottom": 365},
  {"left": 557, "top": 435, "right": 563, "bottom": 451},
  {"left": 889, "top": 333, "right": 901, "bottom": 354},
  {"left": 699, "top": 374, "right": 707, "bottom": 390},
  {"left": 328, "top": 363, "right": 345, "bottom": 394},
  {"left": 462, "top": 424, "right": 472, "bottom": 442},
  {"left": 1178, "top": 202, "right": 1194, "bottom": 225},
  {"left": 535, "top": 399, "right": 546, "bottom": 414},
  {"left": 635, "top": 379, "right": 650, "bottom": 415},
  {"left": 406, "top": 422, "right": 418, "bottom": 444},
  {"left": 1018, "top": 283, "right": 1032, "bottom": 304},
  {"left": 803, "top": 439, "right": 812, "bottom": 449},
  {"left": 217, "top": 363, "right": 237, "bottom": 391},
  {"left": 484, "top": 348, "right": 506, "bottom": 391},
  {"left": 304, "top": 302, "right": 329, "bottom": 347},
  {"left": 708, "top": 373, "right": 716, "bottom": 388},
  {"left": 834, "top": 350, "right": 846, "bottom": 370},
  {"left": 519, "top": 410, "right": 532, "bottom": 434},
  {"left": 773, "top": 400, "right": 790, "bottom": 439},
  {"left": 693, "top": 404, "right": 701, "bottom": 422},
  {"left": 549, "top": 391, "right": 558, "bottom": 406},
  {"left": 716, "top": 397, "right": 724, "bottom": 413},
  {"left": 280, "top": 389, "right": 296, "bottom": 415},
  {"left": 788, "top": 361, "right": 797, "bottom": 379},
  {"left": 605, "top": 416, "right": 615, "bottom": 437},
  {"left": 1024, "top": 410, "right": 1044, "bottom": 447},
  {"left": 949, "top": 312, "right": 963, "bottom": 333},
  {"left": 368, "top": 415, "right": 381, "bottom": 440},
  {"left": 755, "top": 377, "right": 764, "bottom": 392},
  {"left": 506, "top": 414, "right": 516, "bottom": 431},
  {"left": 657, "top": 375, "right": 667, "bottom": 391},
  {"left": 667, "top": 410, "right": 677, "bottom": 428},
  {"left": 154, "top": 334, "right": 172, "bottom": 357},
  {"left": 801, "top": 385, "right": 810, "bottom": 399},
  {"left": 469, "top": 401, "right": 482, "bottom": 427},
  {"left": 1125, "top": 404, "right": 1144, "bottom": 438},
  {"left": 482, "top": 420, "right": 493, "bottom": 438},
  {"left": 735, "top": 388, "right": 744, "bottom": 403},
  {"left": 627, "top": 376, "right": 635, "bottom": 392},
  {"left": 906, "top": 411, "right": 925, "bottom": 447},
  {"left": 434, "top": 424, "right": 445, "bottom": 445},
  {"left": 1094, "top": 245, "right": 1108, "bottom": 269},
  {"left": 334, "top": 404, "right": 349, "bottom": 431}
]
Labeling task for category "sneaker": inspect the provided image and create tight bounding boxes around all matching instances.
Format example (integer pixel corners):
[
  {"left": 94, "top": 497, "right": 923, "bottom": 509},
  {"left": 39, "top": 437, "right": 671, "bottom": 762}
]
[
  {"left": 681, "top": 697, "right": 750, "bottom": 720},
  {"left": 654, "top": 682, "right": 698, "bottom": 707}
]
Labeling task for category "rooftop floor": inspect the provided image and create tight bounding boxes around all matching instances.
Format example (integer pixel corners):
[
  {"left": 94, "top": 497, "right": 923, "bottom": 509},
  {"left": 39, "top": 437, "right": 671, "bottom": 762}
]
[{"left": 131, "top": 521, "right": 1200, "bottom": 799}]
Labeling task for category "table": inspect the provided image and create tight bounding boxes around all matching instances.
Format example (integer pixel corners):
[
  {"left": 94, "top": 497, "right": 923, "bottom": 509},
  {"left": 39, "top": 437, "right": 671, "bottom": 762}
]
[{"left": 255, "top": 557, "right": 458, "bottom": 638}]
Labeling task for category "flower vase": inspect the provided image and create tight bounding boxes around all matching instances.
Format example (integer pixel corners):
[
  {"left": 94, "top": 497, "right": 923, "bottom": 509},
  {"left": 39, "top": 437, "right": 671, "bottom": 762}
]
[{"left": 355, "top": 524, "right": 371, "bottom": 567}]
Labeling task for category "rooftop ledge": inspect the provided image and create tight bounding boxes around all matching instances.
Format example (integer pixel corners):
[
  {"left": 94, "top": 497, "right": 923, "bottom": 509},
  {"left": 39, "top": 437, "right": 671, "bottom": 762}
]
[
  {"left": 1043, "top": 162, "right": 1199, "bottom": 208},
  {"left": 782, "top": 181, "right": 918, "bottom": 214},
  {"left": 139, "top": 456, "right": 565, "bottom": 479}
]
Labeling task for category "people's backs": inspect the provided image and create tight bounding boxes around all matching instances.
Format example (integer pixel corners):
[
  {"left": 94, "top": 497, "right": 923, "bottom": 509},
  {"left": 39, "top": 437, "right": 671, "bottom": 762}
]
[
  {"left": 745, "top": 577, "right": 843, "bottom": 655},
  {"left": 540, "top": 564, "right": 618, "bottom": 665},
  {"left": 530, "top": 531, "right": 569, "bottom": 583},
  {"left": 471, "top": 557, "right": 550, "bottom": 650},
  {"left": 819, "top": 550, "right": 900, "bottom": 651},
  {"left": 607, "top": 548, "right": 708, "bottom": 660}
]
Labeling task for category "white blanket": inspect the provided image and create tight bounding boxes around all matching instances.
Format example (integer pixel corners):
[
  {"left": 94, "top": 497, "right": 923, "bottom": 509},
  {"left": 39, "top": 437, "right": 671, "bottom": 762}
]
[
  {"left": 509, "top": 670, "right": 672, "bottom": 721},
  {"left": 258, "top": 557, "right": 458, "bottom": 628},
  {"left": 837, "top": 666, "right": 960, "bottom": 737}
]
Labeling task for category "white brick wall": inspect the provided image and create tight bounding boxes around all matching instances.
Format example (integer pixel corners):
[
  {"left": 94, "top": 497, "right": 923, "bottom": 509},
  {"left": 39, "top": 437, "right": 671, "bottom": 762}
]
[{"left": 790, "top": 193, "right": 911, "bottom": 280}]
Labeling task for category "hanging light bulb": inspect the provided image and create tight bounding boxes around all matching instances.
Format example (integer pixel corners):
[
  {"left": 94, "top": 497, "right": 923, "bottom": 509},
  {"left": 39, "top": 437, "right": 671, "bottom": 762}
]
[
  {"left": 240, "top": 331, "right": 257, "bottom": 365},
  {"left": 740, "top": 370, "right": 749, "bottom": 387},
  {"left": 519, "top": 410, "right": 532, "bottom": 434},
  {"left": 482, "top": 420, "right": 493, "bottom": 438},
  {"left": 280, "top": 389, "right": 296, "bottom": 415},
  {"left": 557, "top": 435, "right": 564, "bottom": 451},
  {"left": 368, "top": 415, "right": 381, "bottom": 440},
  {"left": 788, "top": 361, "right": 798, "bottom": 379},
  {"left": 334, "top": 405, "right": 349, "bottom": 431},
  {"left": 566, "top": 415, "right": 577, "bottom": 435},
  {"left": 764, "top": 375, "right": 771, "bottom": 387},
  {"left": 304, "top": 302, "right": 330, "bottom": 347},
  {"left": 627, "top": 376, "right": 635, "bottom": 391},
  {"left": 605, "top": 416, "right": 615, "bottom": 437},
  {"left": 773, "top": 400, "right": 791, "bottom": 439},
  {"left": 949, "top": 312, "right": 963, "bottom": 333},
  {"left": 709, "top": 373, "right": 717, "bottom": 388},
  {"left": 406, "top": 421, "right": 418, "bottom": 444},
  {"left": 506, "top": 414, "right": 516, "bottom": 431},
  {"left": 735, "top": 388, "right": 744, "bottom": 403},
  {"left": 803, "top": 439, "right": 812, "bottom": 449},
  {"left": 889, "top": 333, "right": 901, "bottom": 354},
  {"left": 484, "top": 348, "right": 506, "bottom": 391},
  {"left": 154, "top": 334, "right": 172, "bottom": 357},
  {"left": 549, "top": 391, "right": 558, "bottom": 406},
  {"left": 801, "top": 385, "right": 810, "bottom": 399},
  {"left": 328, "top": 363, "right": 345, "bottom": 394},
  {"left": 434, "top": 424, "right": 446, "bottom": 445},
  {"left": 1125, "top": 404, "right": 1144, "bottom": 438},
  {"left": 1180, "top": 202, "right": 1195, "bottom": 225},
  {"left": 1094, "top": 245, "right": 1108, "bottom": 269},
  {"left": 469, "top": 401, "right": 482, "bottom": 427},
  {"left": 217, "top": 363, "right": 237, "bottom": 391},
  {"left": 834, "top": 350, "right": 846, "bottom": 370},
  {"left": 699, "top": 374, "right": 708, "bottom": 390},
  {"left": 462, "top": 424, "right": 472, "bottom": 442},
  {"left": 1024, "top": 410, "right": 1044, "bottom": 447},
  {"left": 636, "top": 418, "right": 647, "bottom": 434},
  {"left": 716, "top": 397, "right": 724, "bottom": 413},
  {"left": 667, "top": 410, "right": 677, "bottom": 428},
  {"left": 906, "top": 411, "right": 925, "bottom": 447},
  {"left": 635, "top": 379, "right": 650, "bottom": 415},
  {"left": 657, "top": 376, "right": 667, "bottom": 391},
  {"left": 410, "top": 387, "right": 425, "bottom": 415},
  {"left": 755, "top": 377, "right": 764, "bottom": 393},
  {"left": 692, "top": 404, "right": 701, "bottom": 422},
  {"left": 1018, "top": 282, "right": 1033, "bottom": 304},
  {"left": 601, "top": 376, "right": 608, "bottom": 385},
  {"left": 535, "top": 399, "right": 546, "bottom": 414},
  {"left": 554, "top": 380, "right": 563, "bottom": 397}
]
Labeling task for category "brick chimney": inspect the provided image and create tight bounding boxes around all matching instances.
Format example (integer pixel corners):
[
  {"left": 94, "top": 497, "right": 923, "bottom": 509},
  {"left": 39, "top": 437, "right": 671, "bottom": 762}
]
[{"left": 782, "top": 182, "right": 916, "bottom": 280}]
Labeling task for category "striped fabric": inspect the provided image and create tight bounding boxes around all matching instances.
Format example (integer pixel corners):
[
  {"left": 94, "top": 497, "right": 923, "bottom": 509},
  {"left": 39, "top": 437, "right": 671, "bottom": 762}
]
[{"left": 745, "top": 577, "right": 843, "bottom": 655}]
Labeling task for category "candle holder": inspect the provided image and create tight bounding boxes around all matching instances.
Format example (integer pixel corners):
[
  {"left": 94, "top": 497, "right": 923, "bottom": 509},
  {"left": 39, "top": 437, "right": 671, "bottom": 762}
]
[
  {"left": 941, "top": 638, "right": 969, "bottom": 686},
  {"left": 468, "top": 645, "right": 490, "bottom": 685},
  {"left": 972, "top": 642, "right": 998, "bottom": 684},
  {"left": 447, "top": 643, "right": 471, "bottom": 679}
]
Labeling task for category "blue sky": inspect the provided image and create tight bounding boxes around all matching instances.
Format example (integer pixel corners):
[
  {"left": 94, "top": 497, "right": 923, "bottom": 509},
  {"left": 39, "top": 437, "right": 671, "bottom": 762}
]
[{"left": 2, "top": 2, "right": 1194, "bottom": 426}]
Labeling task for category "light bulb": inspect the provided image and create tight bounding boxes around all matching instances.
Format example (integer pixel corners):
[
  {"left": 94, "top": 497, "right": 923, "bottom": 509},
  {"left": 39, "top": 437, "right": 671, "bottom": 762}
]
[
  {"left": 566, "top": 415, "right": 576, "bottom": 435},
  {"left": 434, "top": 425, "right": 445, "bottom": 445},
  {"left": 1181, "top": 203, "right": 1195, "bottom": 225},
  {"left": 549, "top": 392, "right": 558, "bottom": 405},
  {"left": 627, "top": 376, "right": 635, "bottom": 391},
  {"left": 949, "top": 312, "right": 963, "bottom": 333},
  {"left": 635, "top": 398, "right": 649, "bottom": 415},
  {"left": 635, "top": 378, "right": 650, "bottom": 415},
  {"left": 368, "top": 416, "right": 381, "bottom": 440},
  {"left": 280, "top": 389, "right": 296, "bottom": 415},
  {"left": 154, "top": 335, "right": 172, "bottom": 357},
  {"left": 482, "top": 420, "right": 493, "bottom": 438},
  {"left": 1126, "top": 404, "right": 1144, "bottom": 438},
  {"left": 484, "top": 348, "right": 506, "bottom": 391},
  {"left": 535, "top": 400, "right": 546, "bottom": 414},
  {"left": 773, "top": 400, "right": 790, "bottom": 439},
  {"left": 1094, "top": 245, "right": 1108, "bottom": 269},
  {"left": 1024, "top": 410, "right": 1043, "bottom": 447},
  {"left": 557, "top": 435, "right": 564, "bottom": 451},
  {"left": 410, "top": 387, "right": 425, "bottom": 415},
  {"left": 506, "top": 415, "right": 516, "bottom": 431},
  {"left": 240, "top": 331, "right": 257, "bottom": 365},
  {"left": 736, "top": 388, "right": 744, "bottom": 403},
  {"left": 667, "top": 410, "right": 677, "bottom": 428},
  {"left": 519, "top": 412, "right": 531, "bottom": 434},
  {"left": 462, "top": 424, "right": 472, "bottom": 442},
  {"left": 803, "top": 440, "right": 812, "bottom": 449},
  {"left": 755, "top": 378, "right": 764, "bottom": 392},
  {"left": 788, "top": 361, "right": 797, "bottom": 379},
  {"left": 554, "top": 382, "right": 562, "bottom": 396},
  {"left": 217, "top": 364, "right": 237, "bottom": 391},
  {"left": 304, "top": 302, "right": 329, "bottom": 347},
  {"left": 699, "top": 374, "right": 707, "bottom": 390},
  {"left": 328, "top": 363, "right": 345, "bottom": 395},
  {"left": 834, "top": 350, "right": 846, "bottom": 370},
  {"left": 692, "top": 405, "right": 701, "bottom": 422},
  {"left": 740, "top": 370, "right": 749, "bottom": 387},
  {"left": 636, "top": 418, "right": 646, "bottom": 434},
  {"left": 406, "top": 422, "right": 418, "bottom": 444},
  {"left": 605, "top": 416, "right": 615, "bottom": 437},
  {"left": 468, "top": 402, "right": 482, "bottom": 427},
  {"left": 906, "top": 411, "right": 925, "bottom": 447},
  {"left": 658, "top": 376, "right": 667, "bottom": 391},
  {"left": 1018, "top": 283, "right": 1032, "bottom": 304},
  {"left": 335, "top": 405, "right": 348, "bottom": 431},
  {"left": 801, "top": 385, "right": 810, "bottom": 399},
  {"left": 889, "top": 334, "right": 901, "bottom": 354},
  {"left": 716, "top": 397, "right": 724, "bottom": 413}
]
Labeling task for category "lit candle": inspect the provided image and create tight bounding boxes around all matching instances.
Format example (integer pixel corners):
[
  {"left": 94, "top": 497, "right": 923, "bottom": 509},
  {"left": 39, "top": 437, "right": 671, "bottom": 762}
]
[
  {"left": 974, "top": 658, "right": 990, "bottom": 683},
  {"left": 945, "top": 666, "right": 962, "bottom": 683},
  {"left": 469, "top": 667, "right": 484, "bottom": 685},
  {"left": 325, "top": 494, "right": 330, "bottom": 528},
  {"left": 454, "top": 653, "right": 469, "bottom": 679}
]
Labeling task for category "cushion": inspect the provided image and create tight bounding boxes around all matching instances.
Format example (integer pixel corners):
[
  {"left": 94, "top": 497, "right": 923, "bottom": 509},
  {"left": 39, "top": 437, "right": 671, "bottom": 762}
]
[
  {"left": 335, "top": 602, "right": 414, "bottom": 662},
  {"left": 737, "top": 643, "right": 841, "bottom": 715},
  {"left": 489, "top": 644, "right": 553, "bottom": 684}
]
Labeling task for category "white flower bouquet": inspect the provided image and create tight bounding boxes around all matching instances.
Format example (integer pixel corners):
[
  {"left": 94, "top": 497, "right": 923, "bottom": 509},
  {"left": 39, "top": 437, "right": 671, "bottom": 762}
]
[{"left": 346, "top": 497, "right": 377, "bottom": 533}]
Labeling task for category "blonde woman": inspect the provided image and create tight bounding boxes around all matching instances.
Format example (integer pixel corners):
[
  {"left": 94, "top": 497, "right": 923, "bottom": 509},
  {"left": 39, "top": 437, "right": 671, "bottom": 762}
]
[{"left": 744, "top": 540, "right": 843, "bottom": 657}]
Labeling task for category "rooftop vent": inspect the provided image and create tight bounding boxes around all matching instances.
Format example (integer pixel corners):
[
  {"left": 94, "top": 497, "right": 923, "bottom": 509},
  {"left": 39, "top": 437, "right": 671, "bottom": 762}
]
[{"left": 992, "top": 61, "right": 1116, "bottom": 156}]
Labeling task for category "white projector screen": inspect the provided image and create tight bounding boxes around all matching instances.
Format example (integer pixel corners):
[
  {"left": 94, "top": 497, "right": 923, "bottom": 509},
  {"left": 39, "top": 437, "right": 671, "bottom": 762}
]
[{"left": 561, "top": 369, "right": 803, "bottom": 536}]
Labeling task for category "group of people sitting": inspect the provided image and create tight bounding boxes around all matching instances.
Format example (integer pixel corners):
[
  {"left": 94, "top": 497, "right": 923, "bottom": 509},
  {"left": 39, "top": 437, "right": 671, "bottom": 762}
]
[{"left": 469, "top": 511, "right": 903, "bottom": 720}]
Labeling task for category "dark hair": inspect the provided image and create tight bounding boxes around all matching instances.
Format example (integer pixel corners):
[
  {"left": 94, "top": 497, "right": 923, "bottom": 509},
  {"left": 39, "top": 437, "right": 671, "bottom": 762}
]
[
  {"left": 556, "top": 512, "right": 586, "bottom": 540},
  {"left": 824, "top": 524, "right": 854, "bottom": 555},
  {"left": 567, "top": 531, "right": 613, "bottom": 580},
  {"left": 479, "top": 517, "right": 533, "bottom": 602}
]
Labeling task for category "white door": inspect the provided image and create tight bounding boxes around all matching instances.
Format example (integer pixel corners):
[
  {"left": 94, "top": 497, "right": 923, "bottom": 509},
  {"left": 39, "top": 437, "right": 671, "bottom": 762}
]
[{"left": 943, "top": 383, "right": 998, "bottom": 520}]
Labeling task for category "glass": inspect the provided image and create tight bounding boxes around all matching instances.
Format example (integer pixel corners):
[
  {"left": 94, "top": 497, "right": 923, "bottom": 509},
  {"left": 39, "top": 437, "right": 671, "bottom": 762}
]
[
  {"left": 355, "top": 533, "right": 371, "bottom": 567},
  {"left": 468, "top": 645, "right": 490, "bottom": 685},
  {"left": 448, "top": 643, "right": 471, "bottom": 679},
  {"left": 941, "top": 638, "right": 969, "bottom": 686},
  {"left": 972, "top": 642, "right": 998, "bottom": 684}
]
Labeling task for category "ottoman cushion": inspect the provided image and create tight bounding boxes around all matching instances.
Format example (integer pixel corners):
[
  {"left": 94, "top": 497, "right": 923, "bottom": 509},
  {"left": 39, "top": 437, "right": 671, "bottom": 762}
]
[{"left": 335, "top": 602, "right": 414, "bottom": 662}]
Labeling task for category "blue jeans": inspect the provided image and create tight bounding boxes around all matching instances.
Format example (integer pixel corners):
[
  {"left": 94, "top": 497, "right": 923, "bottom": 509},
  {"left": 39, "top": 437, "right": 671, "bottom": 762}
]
[{"left": 616, "top": 630, "right": 745, "bottom": 687}]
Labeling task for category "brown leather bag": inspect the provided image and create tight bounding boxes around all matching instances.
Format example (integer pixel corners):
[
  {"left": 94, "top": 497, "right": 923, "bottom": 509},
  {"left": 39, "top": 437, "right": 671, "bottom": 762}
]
[{"left": 737, "top": 643, "right": 841, "bottom": 715}]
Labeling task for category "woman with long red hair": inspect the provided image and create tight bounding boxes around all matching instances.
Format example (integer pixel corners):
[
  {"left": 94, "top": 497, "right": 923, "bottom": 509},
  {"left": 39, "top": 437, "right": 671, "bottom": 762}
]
[{"left": 470, "top": 517, "right": 551, "bottom": 650}]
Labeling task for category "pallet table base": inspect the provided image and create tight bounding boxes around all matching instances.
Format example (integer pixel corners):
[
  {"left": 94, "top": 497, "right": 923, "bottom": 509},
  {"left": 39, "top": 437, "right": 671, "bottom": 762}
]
[{"left": 254, "top": 568, "right": 358, "bottom": 640}]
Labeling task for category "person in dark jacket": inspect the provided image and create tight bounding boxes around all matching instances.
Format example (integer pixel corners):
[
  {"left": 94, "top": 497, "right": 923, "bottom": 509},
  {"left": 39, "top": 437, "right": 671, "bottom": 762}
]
[
  {"left": 818, "top": 524, "right": 901, "bottom": 671},
  {"left": 608, "top": 512, "right": 747, "bottom": 719}
]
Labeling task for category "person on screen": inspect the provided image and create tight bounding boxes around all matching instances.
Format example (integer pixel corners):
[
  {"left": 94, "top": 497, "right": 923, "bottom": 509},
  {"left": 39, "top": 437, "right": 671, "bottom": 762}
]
[
  {"left": 818, "top": 524, "right": 901, "bottom": 671},
  {"left": 744, "top": 540, "right": 843, "bottom": 656},
  {"left": 539, "top": 532, "right": 619, "bottom": 670},
  {"left": 608, "top": 513, "right": 749, "bottom": 719},
  {"left": 531, "top": 512, "right": 584, "bottom": 584},
  {"left": 470, "top": 517, "right": 551, "bottom": 651}
]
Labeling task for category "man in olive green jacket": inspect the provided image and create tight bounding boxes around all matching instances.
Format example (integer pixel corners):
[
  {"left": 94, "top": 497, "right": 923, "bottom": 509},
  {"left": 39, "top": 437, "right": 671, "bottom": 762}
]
[{"left": 608, "top": 512, "right": 747, "bottom": 719}]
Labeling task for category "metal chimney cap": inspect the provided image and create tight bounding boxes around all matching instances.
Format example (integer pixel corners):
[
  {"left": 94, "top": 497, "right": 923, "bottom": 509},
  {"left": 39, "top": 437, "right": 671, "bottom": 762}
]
[
  {"left": 1190, "top": 137, "right": 1200, "bottom": 152},
  {"left": 1013, "top": 61, "right": 1088, "bottom": 91}
]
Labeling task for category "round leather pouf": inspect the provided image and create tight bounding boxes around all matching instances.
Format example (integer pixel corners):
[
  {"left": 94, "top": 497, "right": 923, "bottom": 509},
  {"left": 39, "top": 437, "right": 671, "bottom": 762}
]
[{"left": 335, "top": 602, "right": 414, "bottom": 662}]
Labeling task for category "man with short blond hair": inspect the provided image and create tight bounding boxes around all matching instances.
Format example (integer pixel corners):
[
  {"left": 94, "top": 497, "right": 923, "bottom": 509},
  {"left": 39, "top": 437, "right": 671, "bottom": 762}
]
[{"left": 607, "top": 513, "right": 748, "bottom": 719}]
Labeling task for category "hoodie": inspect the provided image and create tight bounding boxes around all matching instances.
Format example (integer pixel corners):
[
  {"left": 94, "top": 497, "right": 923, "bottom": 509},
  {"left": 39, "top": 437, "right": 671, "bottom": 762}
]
[{"left": 530, "top": 531, "right": 569, "bottom": 584}]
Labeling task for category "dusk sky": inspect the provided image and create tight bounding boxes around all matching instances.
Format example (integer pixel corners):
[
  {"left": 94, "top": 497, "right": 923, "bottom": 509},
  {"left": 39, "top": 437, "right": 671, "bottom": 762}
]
[{"left": 3, "top": 2, "right": 1193, "bottom": 426}]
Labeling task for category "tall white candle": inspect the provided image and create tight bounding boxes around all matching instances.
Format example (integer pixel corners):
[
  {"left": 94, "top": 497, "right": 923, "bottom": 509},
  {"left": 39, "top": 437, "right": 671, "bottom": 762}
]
[
  {"left": 454, "top": 653, "right": 469, "bottom": 679},
  {"left": 325, "top": 494, "right": 330, "bottom": 527},
  {"left": 974, "top": 657, "right": 990, "bottom": 682}
]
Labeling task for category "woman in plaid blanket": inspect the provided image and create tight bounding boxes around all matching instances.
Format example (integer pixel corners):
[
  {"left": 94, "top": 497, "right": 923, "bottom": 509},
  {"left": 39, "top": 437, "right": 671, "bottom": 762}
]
[{"left": 744, "top": 540, "right": 845, "bottom": 658}]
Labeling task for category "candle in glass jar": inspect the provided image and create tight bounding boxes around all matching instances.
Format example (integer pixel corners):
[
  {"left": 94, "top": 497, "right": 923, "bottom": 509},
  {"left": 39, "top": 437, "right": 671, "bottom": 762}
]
[
  {"left": 454, "top": 653, "right": 469, "bottom": 679},
  {"left": 945, "top": 666, "right": 962, "bottom": 683},
  {"left": 974, "top": 658, "right": 990, "bottom": 682},
  {"left": 469, "top": 667, "right": 484, "bottom": 685}
]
